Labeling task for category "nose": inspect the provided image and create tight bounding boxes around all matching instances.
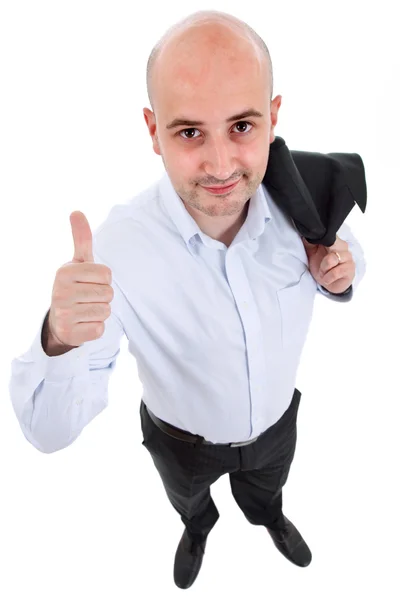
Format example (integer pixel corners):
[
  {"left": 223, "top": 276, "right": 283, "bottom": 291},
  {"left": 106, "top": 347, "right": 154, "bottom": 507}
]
[{"left": 202, "top": 137, "right": 236, "bottom": 182}]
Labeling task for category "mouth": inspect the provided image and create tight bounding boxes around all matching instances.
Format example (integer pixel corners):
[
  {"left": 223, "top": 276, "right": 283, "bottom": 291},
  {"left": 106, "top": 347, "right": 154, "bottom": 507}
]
[{"left": 201, "top": 178, "right": 241, "bottom": 195}]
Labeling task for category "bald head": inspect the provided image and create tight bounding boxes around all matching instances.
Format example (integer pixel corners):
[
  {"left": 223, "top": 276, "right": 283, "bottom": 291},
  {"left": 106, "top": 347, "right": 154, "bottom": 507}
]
[{"left": 146, "top": 10, "right": 273, "bottom": 113}]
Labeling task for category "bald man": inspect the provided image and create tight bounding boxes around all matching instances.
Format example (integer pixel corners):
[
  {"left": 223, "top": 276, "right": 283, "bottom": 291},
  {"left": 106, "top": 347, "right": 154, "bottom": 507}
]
[
  {"left": 10, "top": 9, "right": 366, "bottom": 592},
  {"left": 142, "top": 11, "right": 362, "bottom": 587}
]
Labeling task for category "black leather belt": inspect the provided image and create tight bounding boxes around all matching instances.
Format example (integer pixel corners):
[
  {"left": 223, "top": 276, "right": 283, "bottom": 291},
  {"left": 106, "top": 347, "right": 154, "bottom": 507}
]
[{"left": 145, "top": 404, "right": 260, "bottom": 447}]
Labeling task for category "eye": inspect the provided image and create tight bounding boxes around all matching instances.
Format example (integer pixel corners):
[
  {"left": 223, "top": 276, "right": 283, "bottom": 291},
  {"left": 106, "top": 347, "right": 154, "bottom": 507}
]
[
  {"left": 179, "top": 128, "right": 201, "bottom": 140},
  {"left": 232, "top": 121, "right": 253, "bottom": 134},
  {"left": 178, "top": 121, "right": 253, "bottom": 140}
]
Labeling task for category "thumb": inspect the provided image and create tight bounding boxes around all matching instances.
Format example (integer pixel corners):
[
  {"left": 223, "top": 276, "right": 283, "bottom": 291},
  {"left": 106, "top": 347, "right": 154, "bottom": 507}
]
[
  {"left": 301, "top": 237, "right": 319, "bottom": 256},
  {"left": 302, "top": 237, "right": 314, "bottom": 248},
  {"left": 70, "top": 211, "right": 94, "bottom": 263}
]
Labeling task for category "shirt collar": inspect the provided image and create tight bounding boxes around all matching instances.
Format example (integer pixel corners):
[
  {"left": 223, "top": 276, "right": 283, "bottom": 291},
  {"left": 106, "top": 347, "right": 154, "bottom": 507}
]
[{"left": 159, "top": 171, "right": 273, "bottom": 254}]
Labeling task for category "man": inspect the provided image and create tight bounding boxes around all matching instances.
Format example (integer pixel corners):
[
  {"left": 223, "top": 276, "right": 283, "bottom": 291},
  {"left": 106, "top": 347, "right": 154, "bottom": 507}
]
[{"left": 9, "top": 10, "right": 366, "bottom": 590}]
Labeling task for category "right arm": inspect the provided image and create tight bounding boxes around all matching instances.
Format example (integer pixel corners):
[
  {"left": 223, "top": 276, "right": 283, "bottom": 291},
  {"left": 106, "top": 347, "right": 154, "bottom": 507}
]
[
  {"left": 9, "top": 289, "right": 125, "bottom": 454},
  {"left": 9, "top": 210, "right": 126, "bottom": 454}
]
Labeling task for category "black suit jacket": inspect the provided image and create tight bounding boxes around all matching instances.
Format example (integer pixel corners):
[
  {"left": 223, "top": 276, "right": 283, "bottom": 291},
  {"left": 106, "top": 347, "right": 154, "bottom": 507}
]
[
  {"left": 262, "top": 136, "right": 367, "bottom": 301},
  {"left": 262, "top": 136, "right": 367, "bottom": 247}
]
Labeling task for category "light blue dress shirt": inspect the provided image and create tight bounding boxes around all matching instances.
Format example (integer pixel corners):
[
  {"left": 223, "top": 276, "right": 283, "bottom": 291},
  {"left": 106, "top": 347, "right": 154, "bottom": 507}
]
[{"left": 9, "top": 171, "right": 366, "bottom": 453}]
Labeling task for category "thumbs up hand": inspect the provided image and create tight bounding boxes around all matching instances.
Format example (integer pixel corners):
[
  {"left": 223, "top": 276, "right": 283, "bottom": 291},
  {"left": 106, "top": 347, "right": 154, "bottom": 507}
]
[
  {"left": 45, "top": 211, "right": 114, "bottom": 351},
  {"left": 302, "top": 235, "right": 355, "bottom": 294}
]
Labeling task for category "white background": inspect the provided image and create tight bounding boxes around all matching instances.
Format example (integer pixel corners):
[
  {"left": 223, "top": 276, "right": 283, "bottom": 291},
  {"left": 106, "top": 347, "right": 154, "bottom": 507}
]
[{"left": 1, "top": 1, "right": 399, "bottom": 598}]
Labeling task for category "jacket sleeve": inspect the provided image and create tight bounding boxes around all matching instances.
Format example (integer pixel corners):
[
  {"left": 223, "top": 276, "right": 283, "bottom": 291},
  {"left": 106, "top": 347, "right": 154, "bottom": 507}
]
[
  {"left": 8, "top": 278, "right": 126, "bottom": 454},
  {"left": 316, "top": 221, "right": 366, "bottom": 301}
]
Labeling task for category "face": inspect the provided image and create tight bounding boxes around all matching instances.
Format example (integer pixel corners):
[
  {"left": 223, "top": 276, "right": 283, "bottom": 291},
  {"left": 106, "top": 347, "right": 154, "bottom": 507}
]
[{"left": 144, "top": 26, "right": 282, "bottom": 219}]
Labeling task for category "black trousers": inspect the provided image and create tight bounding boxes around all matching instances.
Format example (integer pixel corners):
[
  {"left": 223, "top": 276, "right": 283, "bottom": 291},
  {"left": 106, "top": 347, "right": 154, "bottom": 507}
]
[{"left": 140, "top": 388, "right": 301, "bottom": 542}]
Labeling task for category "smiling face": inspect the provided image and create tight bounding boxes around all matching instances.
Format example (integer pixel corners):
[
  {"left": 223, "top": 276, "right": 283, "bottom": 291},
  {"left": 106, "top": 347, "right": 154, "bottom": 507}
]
[{"left": 144, "top": 20, "right": 281, "bottom": 219}]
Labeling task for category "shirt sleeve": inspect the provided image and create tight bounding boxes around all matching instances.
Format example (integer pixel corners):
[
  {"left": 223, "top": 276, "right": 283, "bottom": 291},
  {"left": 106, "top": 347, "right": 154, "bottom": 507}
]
[
  {"left": 8, "top": 275, "right": 126, "bottom": 454},
  {"left": 316, "top": 221, "right": 366, "bottom": 300}
]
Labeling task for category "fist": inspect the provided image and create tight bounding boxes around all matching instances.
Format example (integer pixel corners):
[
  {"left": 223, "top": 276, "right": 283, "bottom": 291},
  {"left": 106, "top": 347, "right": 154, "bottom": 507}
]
[
  {"left": 302, "top": 235, "right": 355, "bottom": 294},
  {"left": 47, "top": 211, "right": 114, "bottom": 348}
]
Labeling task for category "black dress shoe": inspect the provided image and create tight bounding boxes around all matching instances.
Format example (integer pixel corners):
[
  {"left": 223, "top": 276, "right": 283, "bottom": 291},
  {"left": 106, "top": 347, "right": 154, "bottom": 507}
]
[
  {"left": 266, "top": 516, "right": 312, "bottom": 567},
  {"left": 173, "top": 528, "right": 207, "bottom": 589}
]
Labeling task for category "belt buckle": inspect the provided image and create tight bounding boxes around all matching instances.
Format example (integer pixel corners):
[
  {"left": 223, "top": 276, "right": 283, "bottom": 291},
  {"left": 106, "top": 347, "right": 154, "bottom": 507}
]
[{"left": 230, "top": 437, "right": 258, "bottom": 447}]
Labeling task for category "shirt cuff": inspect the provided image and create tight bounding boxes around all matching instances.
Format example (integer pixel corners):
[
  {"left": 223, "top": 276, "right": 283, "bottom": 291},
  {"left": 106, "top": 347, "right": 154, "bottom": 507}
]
[
  {"left": 29, "top": 308, "right": 90, "bottom": 381},
  {"left": 317, "top": 283, "right": 354, "bottom": 302}
]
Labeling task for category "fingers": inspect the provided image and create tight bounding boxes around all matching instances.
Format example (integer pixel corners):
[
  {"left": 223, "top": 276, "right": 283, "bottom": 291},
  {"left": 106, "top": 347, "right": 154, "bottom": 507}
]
[
  {"left": 319, "top": 248, "right": 355, "bottom": 287},
  {"left": 319, "top": 249, "right": 354, "bottom": 279},
  {"left": 53, "top": 282, "right": 114, "bottom": 306},
  {"left": 304, "top": 234, "right": 355, "bottom": 292},
  {"left": 320, "top": 262, "right": 354, "bottom": 286},
  {"left": 319, "top": 235, "right": 355, "bottom": 288},
  {"left": 56, "top": 262, "right": 112, "bottom": 285}
]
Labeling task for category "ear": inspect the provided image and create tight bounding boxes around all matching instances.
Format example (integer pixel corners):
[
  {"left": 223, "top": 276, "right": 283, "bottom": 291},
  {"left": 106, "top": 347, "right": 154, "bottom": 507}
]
[
  {"left": 270, "top": 95, "right": 282, "bottom": 143},
  {"left": 143, "top": 107, "right": 161, "bottom": 156}
]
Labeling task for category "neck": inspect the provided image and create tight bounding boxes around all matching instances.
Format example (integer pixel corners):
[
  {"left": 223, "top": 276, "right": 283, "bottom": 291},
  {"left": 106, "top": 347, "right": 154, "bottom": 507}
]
[{"left": 185, "top": 201, "right": 250, "bottom": 246}]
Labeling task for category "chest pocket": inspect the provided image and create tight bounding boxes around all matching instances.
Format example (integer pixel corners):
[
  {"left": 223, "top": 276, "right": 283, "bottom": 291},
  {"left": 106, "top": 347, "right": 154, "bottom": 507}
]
[{"left": 276, "top": 268, "right": 317, "bottom": 349}]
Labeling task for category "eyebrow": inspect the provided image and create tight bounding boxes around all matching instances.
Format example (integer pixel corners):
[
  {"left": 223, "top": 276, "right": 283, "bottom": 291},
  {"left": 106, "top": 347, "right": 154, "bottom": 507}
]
[{"left": 166, "top": 109, "right": 264, "bottom": 130}]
